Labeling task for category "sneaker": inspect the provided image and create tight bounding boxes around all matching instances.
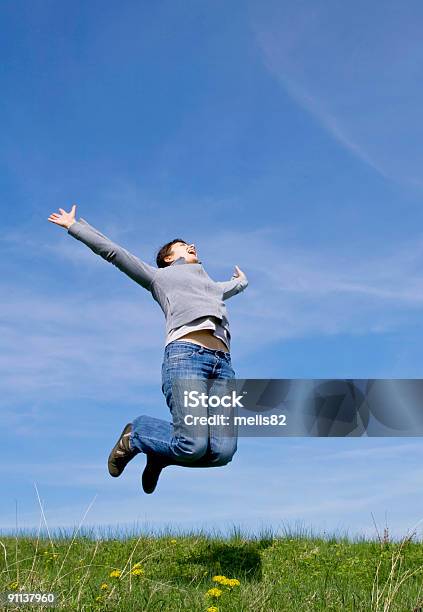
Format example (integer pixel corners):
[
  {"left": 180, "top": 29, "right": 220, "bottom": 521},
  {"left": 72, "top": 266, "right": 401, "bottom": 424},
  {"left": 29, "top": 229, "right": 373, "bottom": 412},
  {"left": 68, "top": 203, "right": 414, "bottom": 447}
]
[
  {"left": 108, "top": 423, "right": 138, "bottom": 477},
  {"left": 141, "top": 454, "right": 170, "bottom": 494}
]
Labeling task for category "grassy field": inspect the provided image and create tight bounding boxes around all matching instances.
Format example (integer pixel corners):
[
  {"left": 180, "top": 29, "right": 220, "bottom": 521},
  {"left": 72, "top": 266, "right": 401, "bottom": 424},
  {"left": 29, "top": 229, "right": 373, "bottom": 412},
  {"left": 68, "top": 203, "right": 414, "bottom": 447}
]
[{"left": 1, "top": 527, "right": 423, "bottom": 611}]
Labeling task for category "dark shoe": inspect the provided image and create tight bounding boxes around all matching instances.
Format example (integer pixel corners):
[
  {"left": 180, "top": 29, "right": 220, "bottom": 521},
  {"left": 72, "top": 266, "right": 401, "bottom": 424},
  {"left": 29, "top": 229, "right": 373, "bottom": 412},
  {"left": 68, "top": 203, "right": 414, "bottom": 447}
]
[
  {"left": 108, "top": 423, "right": 138, "bottom": 477},
  {"left": 141, "top": 454, "right": 169, "bottom": 494}
]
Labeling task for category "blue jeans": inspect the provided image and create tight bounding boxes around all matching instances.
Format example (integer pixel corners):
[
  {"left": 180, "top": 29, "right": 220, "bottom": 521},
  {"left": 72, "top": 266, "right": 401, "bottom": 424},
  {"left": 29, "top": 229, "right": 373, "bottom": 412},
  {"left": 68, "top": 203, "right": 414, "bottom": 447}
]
[{"left": 130, "top": 340, "right": 238, "bottom": 467}]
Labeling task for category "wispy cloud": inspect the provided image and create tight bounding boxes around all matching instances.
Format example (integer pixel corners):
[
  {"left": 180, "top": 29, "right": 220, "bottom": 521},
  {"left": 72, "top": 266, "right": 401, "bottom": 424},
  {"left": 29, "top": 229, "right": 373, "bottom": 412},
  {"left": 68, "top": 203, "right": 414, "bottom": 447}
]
[
  {"left": 202, "top": 226, "right": 423, "bottom": 356},
  {"left": 252, "top": 1, "right": 423, "bottom": 185},
  {"left": 323, "top": 442, "right": 423, "bottom": 461},
  {"left": 4, "top": 450, "right": 423, "bottom": 538}
]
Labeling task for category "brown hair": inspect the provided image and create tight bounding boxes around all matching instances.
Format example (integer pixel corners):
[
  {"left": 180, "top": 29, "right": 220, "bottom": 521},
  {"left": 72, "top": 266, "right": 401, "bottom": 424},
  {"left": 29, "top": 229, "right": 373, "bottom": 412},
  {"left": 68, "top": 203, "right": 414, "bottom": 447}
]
[{"left": 155, "top": 239, "right": 187, "bottom": 268}]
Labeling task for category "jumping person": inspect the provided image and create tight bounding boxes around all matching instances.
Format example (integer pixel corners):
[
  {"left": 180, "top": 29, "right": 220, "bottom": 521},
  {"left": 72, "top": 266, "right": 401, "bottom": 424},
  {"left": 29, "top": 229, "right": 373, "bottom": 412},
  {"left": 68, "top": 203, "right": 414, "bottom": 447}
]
[{"left": 48, "top": 204, "right": 248, "bottom": 494}]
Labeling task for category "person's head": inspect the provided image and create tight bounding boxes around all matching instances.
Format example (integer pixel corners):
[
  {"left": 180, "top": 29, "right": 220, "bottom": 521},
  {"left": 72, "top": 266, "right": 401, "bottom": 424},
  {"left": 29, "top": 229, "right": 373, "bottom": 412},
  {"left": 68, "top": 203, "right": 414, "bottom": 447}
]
[{"left": 155, "top": 239, "right": 198, "bottom": 268}]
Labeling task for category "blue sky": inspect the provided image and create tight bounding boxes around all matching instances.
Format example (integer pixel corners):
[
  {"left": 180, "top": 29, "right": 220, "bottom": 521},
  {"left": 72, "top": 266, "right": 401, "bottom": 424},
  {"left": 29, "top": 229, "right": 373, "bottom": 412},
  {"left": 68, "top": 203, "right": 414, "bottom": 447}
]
[{"left": 2, "top": 0, "right": 423, "bottom": 539}]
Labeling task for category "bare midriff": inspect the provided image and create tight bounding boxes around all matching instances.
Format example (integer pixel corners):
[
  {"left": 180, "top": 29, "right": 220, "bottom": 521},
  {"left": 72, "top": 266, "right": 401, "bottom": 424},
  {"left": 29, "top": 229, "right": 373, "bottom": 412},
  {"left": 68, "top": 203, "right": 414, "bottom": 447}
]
[{"left": 175, "top": 329, "right": 229, "bottom": 352}]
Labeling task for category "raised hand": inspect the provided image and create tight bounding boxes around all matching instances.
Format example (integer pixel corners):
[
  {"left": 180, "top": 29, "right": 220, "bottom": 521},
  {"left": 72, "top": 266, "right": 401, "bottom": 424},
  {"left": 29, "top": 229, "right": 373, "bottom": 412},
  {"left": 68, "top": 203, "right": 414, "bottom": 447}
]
[
  {"left": 232, "top": 265, "right": 247, "bottom": 281},
  {"left": 47, "top": 204, "right": 77, "bottom": 229}
]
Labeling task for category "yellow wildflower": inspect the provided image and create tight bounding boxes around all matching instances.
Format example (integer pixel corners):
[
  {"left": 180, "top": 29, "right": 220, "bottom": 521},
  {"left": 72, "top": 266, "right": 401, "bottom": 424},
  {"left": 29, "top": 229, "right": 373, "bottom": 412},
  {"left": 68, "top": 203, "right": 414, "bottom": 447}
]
[
  {"left": 109, "top": 569, "right": 122, "bottom": 578},
  {"left": 132, "top": 561, "right": 142, "bottom": 568},
  {"left": 212, "top": 575, "right": 228, "bottom": 584},
  {"left": 100, "top": 583, "right": 109, "bottom": 590},
  {"left": 207, "top": 607, "right": 219, "bottom": 612},
  {"left": 206, "top": 588, "right": 222, "bottom": 598},
  {"left": 131, "top": 568, "right": 144, "bottom": 576},
  {"left": 226, "top": 578, "right": 240, "bottom": 587},
  {"left": 170, "top": 539, "right": 177, "bottom": 544},
  {"left": 9, "top": 581, "right": 19, "bottom": 590}
]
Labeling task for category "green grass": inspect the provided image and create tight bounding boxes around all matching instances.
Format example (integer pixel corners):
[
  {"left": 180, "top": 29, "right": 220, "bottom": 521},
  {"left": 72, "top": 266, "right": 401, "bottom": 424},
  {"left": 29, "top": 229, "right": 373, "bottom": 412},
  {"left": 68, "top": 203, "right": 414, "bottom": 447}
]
[{"left": 1, "top": 527, "right": 423, "bottom": 611}]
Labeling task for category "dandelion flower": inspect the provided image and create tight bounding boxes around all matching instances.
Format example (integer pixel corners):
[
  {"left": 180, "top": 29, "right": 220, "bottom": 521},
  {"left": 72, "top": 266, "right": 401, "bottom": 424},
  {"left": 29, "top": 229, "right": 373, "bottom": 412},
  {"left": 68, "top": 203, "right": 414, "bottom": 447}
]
[
  {"left": 170, "top": 539, "right": 177, "bottom": 544},
  {"left": 227, "top": 578, "right": 240, "bottom": 588},
  {"left": 212, "top": 575, "right": 228, "bottom": 584},
  {"left": 132, "top": 562, "right": 142, "bottom": 569},
  {"left": 131, "top": 568, "right": 144, "bottom": 576},
  {"left": 9, "top": 581, "right": 19, "bottom": 590},
  {"left": 207, "top": 607, "right": 219, "bottom": 612},
  {"left": 100, "top": 583, "right": 109, "bottom": 590},
  {"left": 206, "top": 588, "right": 222, "bottom": 598},
  {"left": 109, "top": 569, "right": 122, "bottom": 578}
]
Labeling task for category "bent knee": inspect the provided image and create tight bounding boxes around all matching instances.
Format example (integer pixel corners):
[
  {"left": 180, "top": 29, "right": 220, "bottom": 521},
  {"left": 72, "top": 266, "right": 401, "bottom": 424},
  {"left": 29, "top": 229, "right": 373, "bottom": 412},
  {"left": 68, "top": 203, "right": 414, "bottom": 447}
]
[
  {"left": 213, "top": 444, "right": 238, "bottom": 467},
  {"left": 175, "top": 438, "right": 209, "bottom": 463}
]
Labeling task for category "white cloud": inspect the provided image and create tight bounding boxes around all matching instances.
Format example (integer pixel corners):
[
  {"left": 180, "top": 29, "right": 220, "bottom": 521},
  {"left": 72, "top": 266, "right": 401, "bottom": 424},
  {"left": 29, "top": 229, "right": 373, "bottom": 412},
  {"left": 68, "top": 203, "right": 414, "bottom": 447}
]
[
  {"left": 4, "top": 450, "right": 423, "bottom": 540},
  {"left": 252, "top": 1, "right": 423, "bottom": 185}
]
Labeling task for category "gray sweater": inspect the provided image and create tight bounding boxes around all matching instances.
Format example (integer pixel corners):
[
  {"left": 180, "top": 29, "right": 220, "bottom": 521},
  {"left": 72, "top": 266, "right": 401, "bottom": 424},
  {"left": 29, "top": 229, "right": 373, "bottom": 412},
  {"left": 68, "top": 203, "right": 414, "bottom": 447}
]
[{"left": 68, "top": 219, "right": 248, "bottom": 349}]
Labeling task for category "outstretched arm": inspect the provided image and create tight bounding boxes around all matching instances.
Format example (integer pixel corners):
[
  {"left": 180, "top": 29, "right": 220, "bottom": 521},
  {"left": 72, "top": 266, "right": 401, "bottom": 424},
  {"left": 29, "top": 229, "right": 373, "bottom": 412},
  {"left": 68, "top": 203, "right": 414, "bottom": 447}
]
[
  {"left": 216, "top": 265, "right": 248, "bottom": 300},
  {"left": 47, "top": 204, "right": 157, "bottom": 291}
]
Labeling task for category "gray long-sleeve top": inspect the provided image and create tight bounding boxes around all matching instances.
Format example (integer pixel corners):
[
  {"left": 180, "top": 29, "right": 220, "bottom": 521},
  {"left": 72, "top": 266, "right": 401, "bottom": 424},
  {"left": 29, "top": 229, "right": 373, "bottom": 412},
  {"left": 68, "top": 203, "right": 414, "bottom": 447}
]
[{"left": 68, "top": 218, "right": 248, "bottom": 351}]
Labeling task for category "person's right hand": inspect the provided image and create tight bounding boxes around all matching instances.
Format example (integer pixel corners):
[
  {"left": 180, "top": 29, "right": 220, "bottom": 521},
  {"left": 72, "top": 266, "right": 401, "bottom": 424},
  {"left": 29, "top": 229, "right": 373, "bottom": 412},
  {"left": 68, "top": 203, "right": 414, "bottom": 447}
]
[{"left": 48, "top": 204, "right": 77, "bottom": 229}]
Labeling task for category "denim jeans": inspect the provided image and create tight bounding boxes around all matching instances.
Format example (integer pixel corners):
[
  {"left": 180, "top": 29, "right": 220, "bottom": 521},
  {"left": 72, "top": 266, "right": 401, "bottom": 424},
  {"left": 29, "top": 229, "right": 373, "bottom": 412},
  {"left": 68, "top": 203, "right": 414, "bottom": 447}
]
[{"left": 130, "top": 340, "right": 238, "bottom": 467}]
